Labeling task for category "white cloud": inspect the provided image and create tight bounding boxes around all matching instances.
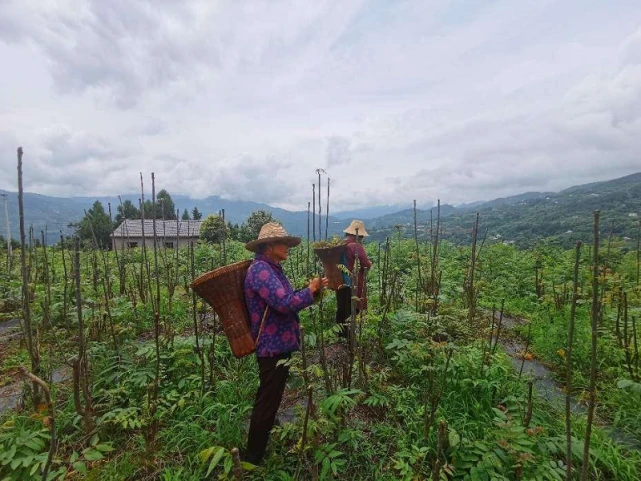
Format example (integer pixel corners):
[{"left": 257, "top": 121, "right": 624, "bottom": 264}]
[
  {"left": 0, "top": 0, "right": 640, "bottom": 212},
  {"left": 325, "top": 136, "right": 351, "bottom": 167}
]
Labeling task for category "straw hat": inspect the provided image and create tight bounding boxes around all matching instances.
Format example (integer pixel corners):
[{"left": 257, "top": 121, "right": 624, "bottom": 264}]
[
  {"left": 245, "top": 222, "right": 302, "bottom": 252},
  {"left": 343, "top": 219, "right": 369, "bottom": 237}
]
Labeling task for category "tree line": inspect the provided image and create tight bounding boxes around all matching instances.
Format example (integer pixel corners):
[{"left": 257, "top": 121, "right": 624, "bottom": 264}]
[
  {"left": 112, "top": 190, "right": 203, "bottom": 223},
  {"left": 74, "top": 189, "right": 277, "bottom": 249}
]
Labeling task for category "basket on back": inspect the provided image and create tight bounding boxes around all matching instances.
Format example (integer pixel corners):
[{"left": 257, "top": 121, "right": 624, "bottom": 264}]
[
  {"left": 313, "top": 243, "right": 348, "bottom": 290},
  {"left": 191, "top": 259, "right": 254, "bottom": 358}
]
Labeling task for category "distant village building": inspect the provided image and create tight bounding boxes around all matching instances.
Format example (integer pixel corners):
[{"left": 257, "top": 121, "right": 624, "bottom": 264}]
[
  {"left": 629, "top": 213, "right": 638, "bottom": 218},
  {"left": 112, "top": 219, "right": 203, "bottom": 250}
]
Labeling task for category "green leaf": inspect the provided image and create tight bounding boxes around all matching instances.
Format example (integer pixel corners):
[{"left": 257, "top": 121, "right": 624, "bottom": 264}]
[
  {"left": 205, "top": 447, "right": 225, "bottom": 476},
  {"left": 199, "top": 447, "right": 217, "bottom": 462},
  {"left": 73, "top": 461, "right": 87, "bottom": 473},
  {"left": 95, "top": 444, "right": 115, "bottom": 453},
  {"left": 240, "top": 462, "right": 257, "bottom": 471},
  {"left": 69, "top": 451, "right": 79, "bottom": 463},
  {"left": 24, "top": 439, "right": 44, "bottom": 451},
  {"left": 448, "top": 428, "right": 461, "bottom": 448},
  {"left": 223, "top": 455, "right": 233, "bottom": 474},
  {"left": 617, "top": 379, "right": 641, "bottom": 393},
  {"left": 84, "top": 450, "right": 104, "bottom": 461},
  {"left": 30, "top": 461, "right": 41, "bottom": 476}
]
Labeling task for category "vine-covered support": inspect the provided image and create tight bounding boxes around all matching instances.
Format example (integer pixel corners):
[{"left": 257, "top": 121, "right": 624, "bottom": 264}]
[
  {"left": 17, "top": 146, "right": 41, "bottom": 409},
  {"left": 581, "top": 210, "right": 600, "bottom": 481},
  {"left": 566, "top": 240, "right": 582, "bottom": 480}
]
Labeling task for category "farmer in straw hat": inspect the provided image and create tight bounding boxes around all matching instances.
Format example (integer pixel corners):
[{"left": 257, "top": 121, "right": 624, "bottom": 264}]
[
  {"left": 336, "top": 220, "right": 373, "bottom": 338},
  {"left": 243, "top": 222, "right": 328, "bottom": 465}
]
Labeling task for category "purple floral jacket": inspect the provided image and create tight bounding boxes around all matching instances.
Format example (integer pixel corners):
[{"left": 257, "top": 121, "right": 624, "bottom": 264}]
[{"left": 244, "top": 254, "right": 314, "bottom": 358}]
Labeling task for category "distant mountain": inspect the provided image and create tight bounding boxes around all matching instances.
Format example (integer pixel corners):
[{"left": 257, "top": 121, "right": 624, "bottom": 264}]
[
  {"left": 0, "top": 191, "right": 347, "bottom": 245},
  {"left": 2, "top": 171, "right": 640, "bottom": 248},
  {"left": 560, "top": 172, "right": 641, "bottom": 194},
  {"left": 365, "top": 172, "right": 641, "bottom": 247},
  {"left": 332, "top": 204, "right": 408, "bottom": 220},
  {"left": 367, "top": 204, "right": 458, "bottom": 230},
  {"left": 469, "top": 191, "right": 555, "bottom": 209}
]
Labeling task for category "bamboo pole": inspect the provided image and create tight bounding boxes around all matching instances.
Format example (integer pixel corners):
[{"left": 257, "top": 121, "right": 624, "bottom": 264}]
[
  {"left": 325, "top": 178, "right": 330, "bottom": 241},
  {"left": 566, "top": 240, "right": 582, "bottom": 480},
  {"left": 306, "top": 202, "right": 311, "bottom": 278},
  {"left": 466, "top": 213, "right": 480, "bottom": 323},
  {"left": 580, "top": 212, "right": 600, "bottom": 481},
  {"left": 312, "top": 184, "right": 316, "bottom": 242},
  {"left": 17, "top": 147, "right": 41, "bottom": 407},
  {"left": 72, "top": 238, "right": 94, "bottom": 431},
  {"left": 413, "top": 200, "right": 423, "bottom": 312},
  {"left": 149, "top": 173, "right": 161, "bottom": 446}
]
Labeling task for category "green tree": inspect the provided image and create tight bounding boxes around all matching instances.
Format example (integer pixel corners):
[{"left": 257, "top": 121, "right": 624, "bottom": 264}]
[
  {"left": 0, "top": 235, "right": 20, "bottom": 250},
  {"left": 157, "top": 189, "right": 177, "bottom": 219},
  {"left": 192, "top": 207, "right": 203, "bottom": 220},
  {"left": 115, "top": 199, "right": 140, "bottom": 224},
  {"left": 142, "top": 199, "right": 155, "bottom": 219},
  {"left": 181, "top": 209, "right": 191, "bottom": 220},
  {"left": 79, "top": 200, "right": 113, "bottom": 249},
  {"left": 139, "top": 190, "right": 177, "bottom": 219},
  {"left": 227, "top": 221, "right": 240, "bottom": 240},
  {"left": 239, "top": 210, "right": 276, "bottom": 242},
  {"left": 200, "top": 214, "right": 227, "bottom": 244}
]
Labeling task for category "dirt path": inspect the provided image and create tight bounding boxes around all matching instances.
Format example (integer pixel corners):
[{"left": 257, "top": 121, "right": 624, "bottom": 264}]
[
  {"left": 0, "top": 317, "right": 72, "bottom": 415},
  {"left": 495, "top": 313, "right": 641, "bottom": 450}
]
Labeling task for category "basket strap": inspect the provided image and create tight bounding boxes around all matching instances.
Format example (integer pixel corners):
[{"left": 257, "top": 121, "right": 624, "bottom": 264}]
[{"left": 255, "top": 306, "right": 270, "bottom": 345}]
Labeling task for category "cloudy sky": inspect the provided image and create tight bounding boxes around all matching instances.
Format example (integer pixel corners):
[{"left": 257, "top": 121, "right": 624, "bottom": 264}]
[{"left": 1, "top": 1, "right": 640, "bottom": 211}]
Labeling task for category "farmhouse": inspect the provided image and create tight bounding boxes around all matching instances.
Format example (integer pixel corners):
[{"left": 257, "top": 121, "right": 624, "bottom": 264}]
[{"left": 111, "top": 219, "right": 203, "bottom": 250}]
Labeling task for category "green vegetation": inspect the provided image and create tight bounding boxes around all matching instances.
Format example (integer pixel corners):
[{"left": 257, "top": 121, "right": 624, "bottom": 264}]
[
  {"left": 369, "top": 172, "right": 641, "bottom": 248},
  {"left": 200, "top": 214, "right": 228, "bottom": 244},
  {"left": 239, "top": 210, "right": 276, "bottom": 243},
  {"left": 1, "top": 204, "right": 640, "bottom": 480},
  {"left": 312, "top": 237, "right": 346, "bottom": 250},
  {"left": 114, "top": 200, "right": 140, "bottom": 225},
  {"left": 78, "top": 201, "right": 112, "bottom": 250}
]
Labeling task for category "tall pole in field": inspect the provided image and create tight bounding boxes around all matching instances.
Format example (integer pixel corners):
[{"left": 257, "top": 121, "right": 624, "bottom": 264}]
[
  {"left": 325, "top": 178, "right": 330, "bottom": 241},
  {"left": 316, "top": 168, "right": 326, "bottom": 241},
  {"left": 307, "top": 202, "right": 311, "bottom": 278},
  {"left": 17, "top": 147, "right": 41, "bottom": 407},
  {"left": 312, "top": 184, "right": 316, "bottom": 242},
  {"left": 2, "top": 193, "right": 12, "bottom": 267},
  {"left": 318, "top": 169, "right": 322, "bottom": 241}
]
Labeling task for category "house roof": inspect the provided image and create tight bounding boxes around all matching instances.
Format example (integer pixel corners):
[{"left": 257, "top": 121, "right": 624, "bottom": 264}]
[{"left": 112, "top": 219, "right": 203, "bottom": 238}]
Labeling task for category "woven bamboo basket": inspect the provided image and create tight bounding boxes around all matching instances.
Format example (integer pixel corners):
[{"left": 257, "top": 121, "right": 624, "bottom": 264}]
[
  {"left": 313, "top": 243, "right": 348, "bottom": 290},
  {"left": 191, "top": 259, "right": 255, "bottom": 358}
]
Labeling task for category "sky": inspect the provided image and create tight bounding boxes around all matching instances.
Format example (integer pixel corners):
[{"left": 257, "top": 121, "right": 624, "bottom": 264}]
[{"left": 1, "top": 0, "right": 640, "bottom": 212}]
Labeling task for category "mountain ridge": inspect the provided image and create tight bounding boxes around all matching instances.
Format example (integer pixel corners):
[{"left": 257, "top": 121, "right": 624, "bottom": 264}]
[{"left": 1, "top": 171, "right": 640, "bottom": 247}]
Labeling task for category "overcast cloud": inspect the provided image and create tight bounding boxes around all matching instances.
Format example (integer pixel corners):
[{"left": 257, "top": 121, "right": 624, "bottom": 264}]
[{"left": 1, "top": 0, "right": 640, "bottom": 210}]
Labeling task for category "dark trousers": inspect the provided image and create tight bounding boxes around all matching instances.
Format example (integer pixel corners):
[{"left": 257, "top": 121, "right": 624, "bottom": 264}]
[
  {"left": 246, "top": 353, "right": 291, "bottom": 464},
  {"left": 335, "top": 286, "right": 353, "bottom": 338}
]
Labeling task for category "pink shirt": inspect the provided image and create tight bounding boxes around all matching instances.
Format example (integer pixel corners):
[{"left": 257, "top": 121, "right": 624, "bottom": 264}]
[{"left": 345, "top": 236, "right": 372, "bottom": 310}]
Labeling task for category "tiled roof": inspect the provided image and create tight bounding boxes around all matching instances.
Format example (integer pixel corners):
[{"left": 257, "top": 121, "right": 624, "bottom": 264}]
[{"left": 112, "top": 219, "right": 203, "bottom": 238}]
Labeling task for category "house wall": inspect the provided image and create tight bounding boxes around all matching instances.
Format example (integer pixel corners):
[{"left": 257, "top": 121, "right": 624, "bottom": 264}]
[{"left": 111, "top": 236, "right": 200, "bottom": 250}]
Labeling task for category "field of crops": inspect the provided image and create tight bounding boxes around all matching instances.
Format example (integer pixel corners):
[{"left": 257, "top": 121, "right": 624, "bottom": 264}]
[{"left": 1, "top": 213, "right": 640, "bottom": 480}]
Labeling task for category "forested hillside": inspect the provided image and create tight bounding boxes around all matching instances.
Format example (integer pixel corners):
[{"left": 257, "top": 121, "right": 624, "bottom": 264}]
[
  {"left": 2, "top": 172, "right": 640, "bottom": 248},
  {"left": 367, "top": 172, "right": 641, "bottom": 247}
]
